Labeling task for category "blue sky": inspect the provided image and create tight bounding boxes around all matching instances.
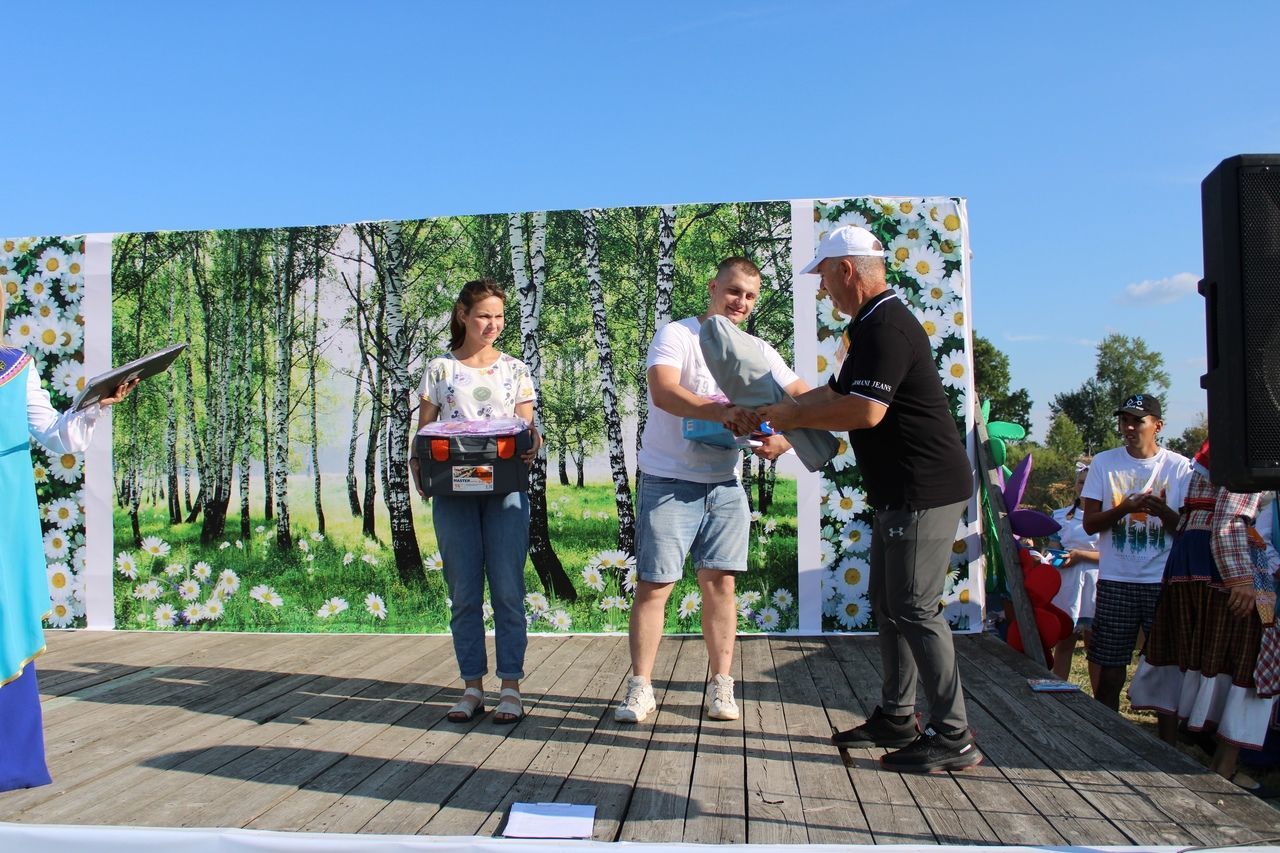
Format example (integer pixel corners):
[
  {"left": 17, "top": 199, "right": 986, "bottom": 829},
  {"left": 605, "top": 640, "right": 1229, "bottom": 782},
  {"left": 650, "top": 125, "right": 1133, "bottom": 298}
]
[{"left": 5, "top": 2, "right": 1278, "bottom": 438}]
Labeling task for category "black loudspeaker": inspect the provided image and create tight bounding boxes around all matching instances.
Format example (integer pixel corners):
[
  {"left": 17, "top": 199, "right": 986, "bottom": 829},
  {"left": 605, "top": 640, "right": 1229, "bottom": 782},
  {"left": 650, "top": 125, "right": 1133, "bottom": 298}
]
[{"left": 1200, "top": 154, "right": 1280, "bottom": 491}]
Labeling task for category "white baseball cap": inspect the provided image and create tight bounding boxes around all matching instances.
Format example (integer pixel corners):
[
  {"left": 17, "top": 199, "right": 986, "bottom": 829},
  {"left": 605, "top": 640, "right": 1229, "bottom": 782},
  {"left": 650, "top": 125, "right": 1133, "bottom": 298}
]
[{"left": 798, "top": 225, "right": 884, "bottom": 275}]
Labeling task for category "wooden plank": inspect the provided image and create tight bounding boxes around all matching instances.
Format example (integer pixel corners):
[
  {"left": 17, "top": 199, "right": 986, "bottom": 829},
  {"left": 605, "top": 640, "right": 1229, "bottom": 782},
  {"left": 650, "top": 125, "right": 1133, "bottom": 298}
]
[
  {"left": 617, "top": 634, "right": 707, "bottom": 842},
  {"left": 41, "top": 635, "right": 407, "bottom": 825},
  {"left": 297, "top": 641, "right": 559, "bottom": 835},
  {"left": 32, "top": 636, "right": 319, "bottom": 797},
  {"left": 807, "top": 636, "right": 933, "bottom": 845},
  {"left": 9, "top": 630, "right": 1272, "bottom": 847},
  {"left": 417, "top": 636, "right": 611, "bottom": 836},
  {"left": 833, "top": 636, "right": 1000, "bottom": 845},
  {"left": 974, "top": 410, "right": 1047, "bottom": 668},
  {"left": 239, "top": 639, "right": 482, "bottom": 832},
  {"left": 39, "top": 632, "right": 286, "bottom": 730},
  {"left": 683, "top": 641, "right": 747, "bottom": 844},
  {"left": 355, "top": 636, "right": 564, "bottom": 835},
  {"left": 953, "top": 636, "right": 1206, "bottom": 845},
  {"left": 841, "top": 634, "right": 1053, "bottom": 845},
  {"left": 2, "top": 632, "right": 341, "bottom": 819},
  {"left": 473, "top": 636, "right": 633, "bottom": 837},
  {"left": 970, "top": 634, "right": 1280, "bottom": 839},
  {"left": 739, "top": 635, "right": 807, "bottom": 844},
  {"left": 557, "top": 632, "right": 682, "bottom": 841},
  {"left": 153, "top": 636, "right": 450, "bottom": 828},
  {"left": 956, "top": 686, "right": 1124, "bottom": 844},
  {"left": 36, "top": 630, "right": 227, "bottom": 695},
  {"left": 773, "top": 637, "right": 880, "bottom": 843}
]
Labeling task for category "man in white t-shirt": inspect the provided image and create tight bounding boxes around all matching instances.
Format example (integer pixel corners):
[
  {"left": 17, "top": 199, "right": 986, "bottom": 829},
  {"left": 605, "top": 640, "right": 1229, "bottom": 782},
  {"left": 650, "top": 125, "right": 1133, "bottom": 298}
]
[
  {"left": 614, "top": 257, "right": 806, "bottom": 724},
  {"left": 1080, "top": 393, "right": 1191, "bottom": 710}
]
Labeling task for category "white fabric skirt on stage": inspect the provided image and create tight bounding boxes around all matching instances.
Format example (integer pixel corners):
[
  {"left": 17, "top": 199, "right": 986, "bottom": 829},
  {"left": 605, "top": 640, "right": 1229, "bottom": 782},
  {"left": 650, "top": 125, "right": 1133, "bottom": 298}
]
[{"left": 1129, "top": 659, "right": 1277, "bottom": 748}]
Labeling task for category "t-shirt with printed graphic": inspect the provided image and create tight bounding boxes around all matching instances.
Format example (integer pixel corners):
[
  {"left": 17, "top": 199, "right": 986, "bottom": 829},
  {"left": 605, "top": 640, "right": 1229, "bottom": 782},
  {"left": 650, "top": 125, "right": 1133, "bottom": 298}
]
[
  {"left": 418, "top": 352, "right": 536, "bottom": 421},
  {"left": 1081, "top": 446, "right": 1192, "bottom": 584}
]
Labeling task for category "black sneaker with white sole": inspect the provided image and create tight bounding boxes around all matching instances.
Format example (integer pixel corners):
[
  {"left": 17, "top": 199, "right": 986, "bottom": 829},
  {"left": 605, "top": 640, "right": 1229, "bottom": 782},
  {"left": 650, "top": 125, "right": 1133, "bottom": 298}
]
[
  {"left": 832, "top": 706, "right": 919, "bottom": 749},
  {"left": 880, "top": 726, "right": 982, "bottom": 773}
]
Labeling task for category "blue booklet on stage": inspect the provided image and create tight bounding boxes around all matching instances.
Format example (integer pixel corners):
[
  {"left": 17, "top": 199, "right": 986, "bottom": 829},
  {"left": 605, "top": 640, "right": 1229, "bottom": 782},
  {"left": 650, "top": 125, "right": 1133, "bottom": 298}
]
[{"left": 1028, "top": 678, "right": 1080, "bottom": 693}]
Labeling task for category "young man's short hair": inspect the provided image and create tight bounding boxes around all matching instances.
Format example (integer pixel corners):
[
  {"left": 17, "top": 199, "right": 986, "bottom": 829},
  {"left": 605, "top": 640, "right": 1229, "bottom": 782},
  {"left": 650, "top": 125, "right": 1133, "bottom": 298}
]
[{"left": 716, "top": 256, "right": 760, "bottom": 279}]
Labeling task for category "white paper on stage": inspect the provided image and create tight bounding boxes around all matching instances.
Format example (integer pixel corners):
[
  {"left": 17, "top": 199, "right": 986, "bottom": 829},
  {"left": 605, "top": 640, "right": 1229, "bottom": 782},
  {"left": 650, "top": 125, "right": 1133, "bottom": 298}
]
[{"left": 503, "top": 802, "right": 595, "bottom": 838}]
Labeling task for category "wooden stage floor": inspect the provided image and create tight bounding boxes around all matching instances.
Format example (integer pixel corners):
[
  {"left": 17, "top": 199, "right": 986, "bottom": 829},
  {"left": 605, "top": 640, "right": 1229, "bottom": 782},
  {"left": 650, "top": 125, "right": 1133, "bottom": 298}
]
[{"left": 2, "top": 629, "right": 1277, "bottom": 845}]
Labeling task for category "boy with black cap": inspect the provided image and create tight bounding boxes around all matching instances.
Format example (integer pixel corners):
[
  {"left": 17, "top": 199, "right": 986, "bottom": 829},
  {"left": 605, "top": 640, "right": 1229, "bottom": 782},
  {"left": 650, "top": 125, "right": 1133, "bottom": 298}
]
[{"left": 1080, "top": 393, "right": 1192, "bottom": 709}]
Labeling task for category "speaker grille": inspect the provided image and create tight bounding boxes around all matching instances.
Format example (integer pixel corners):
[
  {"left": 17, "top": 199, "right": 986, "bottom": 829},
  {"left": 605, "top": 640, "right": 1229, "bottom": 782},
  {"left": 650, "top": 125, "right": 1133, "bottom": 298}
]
[{"left": 1238, "top": 166, "right": 1280, "bottom": 468}]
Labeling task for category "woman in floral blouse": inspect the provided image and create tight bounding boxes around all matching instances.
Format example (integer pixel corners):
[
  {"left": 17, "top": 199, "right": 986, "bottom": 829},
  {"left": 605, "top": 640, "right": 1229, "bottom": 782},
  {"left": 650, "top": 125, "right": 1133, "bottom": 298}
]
[{"left": 410, "top": 278, "right": 540, "bottom": 724}]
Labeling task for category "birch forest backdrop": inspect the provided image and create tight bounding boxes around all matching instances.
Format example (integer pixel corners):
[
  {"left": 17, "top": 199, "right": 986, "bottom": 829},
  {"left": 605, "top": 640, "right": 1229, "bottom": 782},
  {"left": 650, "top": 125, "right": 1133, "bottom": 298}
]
[
  {"left": 3, "top": 198, "right": 979, "bottom": 636},
  {"left": 108, "top": 203, "right": 809, "bottom": 635}
]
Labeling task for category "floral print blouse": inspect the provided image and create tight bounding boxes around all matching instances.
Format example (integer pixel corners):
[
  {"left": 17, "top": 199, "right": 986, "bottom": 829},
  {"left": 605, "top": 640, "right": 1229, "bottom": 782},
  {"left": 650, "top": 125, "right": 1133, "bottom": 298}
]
[{"left": 417, "top": 352, "right": 535, "bottom": 421}]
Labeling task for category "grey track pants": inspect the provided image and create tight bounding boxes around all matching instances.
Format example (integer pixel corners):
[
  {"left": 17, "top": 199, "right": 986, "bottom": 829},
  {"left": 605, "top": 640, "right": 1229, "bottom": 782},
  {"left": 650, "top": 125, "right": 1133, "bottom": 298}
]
[{"left": 868, "top": 499, "right": 969, "bottom": 733}]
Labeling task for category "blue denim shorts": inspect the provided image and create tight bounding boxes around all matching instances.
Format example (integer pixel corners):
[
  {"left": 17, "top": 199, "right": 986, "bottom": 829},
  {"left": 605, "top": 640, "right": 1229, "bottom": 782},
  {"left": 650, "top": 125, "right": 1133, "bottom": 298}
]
[{"left": 635, "top": 473, "right": 749, "bottom": 583}]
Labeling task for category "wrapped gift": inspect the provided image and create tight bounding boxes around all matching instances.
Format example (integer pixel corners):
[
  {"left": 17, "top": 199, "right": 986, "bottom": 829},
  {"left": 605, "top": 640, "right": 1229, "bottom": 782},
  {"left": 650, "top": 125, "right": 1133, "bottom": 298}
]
[{"left": 414, "top": 418, "right": 533, "bottom": 496}]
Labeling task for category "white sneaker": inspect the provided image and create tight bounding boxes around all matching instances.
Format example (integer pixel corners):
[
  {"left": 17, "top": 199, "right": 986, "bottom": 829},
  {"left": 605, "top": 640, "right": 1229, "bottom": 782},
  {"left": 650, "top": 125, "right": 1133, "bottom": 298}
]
[
  {"left": 704, "top": 673, "right": 739, "bottom": 721},
  {"left": 614, "top": 676, "right": 657, "bottom": 723}
]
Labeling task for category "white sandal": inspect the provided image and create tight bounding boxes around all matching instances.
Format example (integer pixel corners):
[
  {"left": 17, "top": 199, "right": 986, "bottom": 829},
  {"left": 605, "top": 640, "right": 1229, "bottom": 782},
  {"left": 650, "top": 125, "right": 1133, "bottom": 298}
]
[
  {"left": 494, "top": 687, "right": 523, "bottom": 724},
  {"left": 447, "top": 687, "right": 485, "bottom": 722}
]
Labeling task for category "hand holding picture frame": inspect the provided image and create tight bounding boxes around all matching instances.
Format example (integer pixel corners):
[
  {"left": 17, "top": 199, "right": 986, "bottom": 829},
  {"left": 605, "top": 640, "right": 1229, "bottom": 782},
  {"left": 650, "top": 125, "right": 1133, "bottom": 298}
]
[{"left": 72, "top": 342, "right": 187, "bottom": 411}]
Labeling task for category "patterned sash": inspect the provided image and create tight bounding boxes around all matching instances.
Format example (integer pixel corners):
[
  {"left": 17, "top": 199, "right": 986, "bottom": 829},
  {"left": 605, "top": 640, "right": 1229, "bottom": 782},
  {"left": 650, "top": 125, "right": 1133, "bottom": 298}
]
[{"left": 0, "top": 347, "right": 31, "bottom": 388}]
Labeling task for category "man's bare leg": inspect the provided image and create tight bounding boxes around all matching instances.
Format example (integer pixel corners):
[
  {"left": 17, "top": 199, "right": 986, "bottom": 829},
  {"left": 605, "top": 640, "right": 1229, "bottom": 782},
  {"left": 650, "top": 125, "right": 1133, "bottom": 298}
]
[
  {"left": 629, "top": 580, "right": 676, "bottom": 679},
  {"left": 698, "top": 569, "right": 737, "bottom": 677}
]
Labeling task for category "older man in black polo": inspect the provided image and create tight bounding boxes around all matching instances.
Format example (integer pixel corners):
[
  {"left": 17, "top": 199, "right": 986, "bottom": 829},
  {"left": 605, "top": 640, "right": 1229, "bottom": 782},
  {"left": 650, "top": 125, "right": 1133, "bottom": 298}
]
[{"left": 759, "top": 224, "right": 980, "bottom": 773}]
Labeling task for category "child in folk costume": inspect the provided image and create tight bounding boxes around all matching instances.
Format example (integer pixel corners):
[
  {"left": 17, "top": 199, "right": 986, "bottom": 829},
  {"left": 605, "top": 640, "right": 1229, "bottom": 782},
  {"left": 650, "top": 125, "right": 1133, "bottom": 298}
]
[{"left": 1048, "top": 461, "right": 1101, "bottom": 681}]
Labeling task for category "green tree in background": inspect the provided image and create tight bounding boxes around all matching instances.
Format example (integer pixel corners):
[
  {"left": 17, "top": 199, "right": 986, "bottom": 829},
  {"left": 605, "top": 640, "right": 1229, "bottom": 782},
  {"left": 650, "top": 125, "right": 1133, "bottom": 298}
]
[
  {"left": 1166, "top": 411, "right": 1208, "bottom": 457},
  {"left": 1051, "top": 334, "right": 1170, "bottom": 453},
  {"left": 972, "top": 333, "right": 1032, "bottom": 435},
  {"left": 1045, "top": 412, "right": 1084, "bottom": 463}
]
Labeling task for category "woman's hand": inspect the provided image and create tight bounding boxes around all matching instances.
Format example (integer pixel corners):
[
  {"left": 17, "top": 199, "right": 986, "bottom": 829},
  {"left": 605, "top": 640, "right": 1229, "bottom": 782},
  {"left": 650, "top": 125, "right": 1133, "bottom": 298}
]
[
  {"left": 521, "top": 428, "right": 542, "bottom": 465},
  {"left": 408, "top": 456, "right": 426, "bottom": 497},
  {"left": 1226, "top": 583, "right": 1255, "bottom": 620},
  {"left": 97, "top": 378, "right": 140, "bottom": 408}
]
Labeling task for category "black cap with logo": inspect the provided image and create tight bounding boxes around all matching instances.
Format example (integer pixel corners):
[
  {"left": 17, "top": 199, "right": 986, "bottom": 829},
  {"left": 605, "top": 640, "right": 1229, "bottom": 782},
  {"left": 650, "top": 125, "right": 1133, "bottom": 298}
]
[{"left": 1113, "top": 393, "right": 1162, "bottom": 419}]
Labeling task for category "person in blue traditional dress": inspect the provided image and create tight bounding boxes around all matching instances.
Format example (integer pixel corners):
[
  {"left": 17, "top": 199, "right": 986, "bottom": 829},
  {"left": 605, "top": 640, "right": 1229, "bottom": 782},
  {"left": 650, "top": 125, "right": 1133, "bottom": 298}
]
[{"left": 1, "top": 288, "right": 135, "bottom": 792}]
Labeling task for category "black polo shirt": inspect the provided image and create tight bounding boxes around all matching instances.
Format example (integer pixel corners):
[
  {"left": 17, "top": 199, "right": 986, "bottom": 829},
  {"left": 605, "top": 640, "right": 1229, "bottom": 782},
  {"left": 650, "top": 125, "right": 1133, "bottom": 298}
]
[{"left": 828, "top": 290, "right": 972, "bottom": 511}]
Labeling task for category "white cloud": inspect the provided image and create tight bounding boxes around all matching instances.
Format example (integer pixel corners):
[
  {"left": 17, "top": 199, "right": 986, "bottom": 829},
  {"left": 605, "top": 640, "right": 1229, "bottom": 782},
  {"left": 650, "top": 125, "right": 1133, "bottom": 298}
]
[
  {"left": 1004, "top": 332, "right": 1095, "bottom": 347},
  {"left": 1118, "top": 272, "right": 1199, "bottom": 305}
]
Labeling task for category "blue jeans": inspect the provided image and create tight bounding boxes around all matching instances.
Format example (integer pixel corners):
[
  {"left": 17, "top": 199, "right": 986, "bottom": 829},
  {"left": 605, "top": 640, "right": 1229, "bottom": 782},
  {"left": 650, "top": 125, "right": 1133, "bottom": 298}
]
[
  {"left": 432, "top": 492, "right": 530, "bottom": 681},
  {"left": 634, "top": 473, "right": 749, "bottom": 582}
]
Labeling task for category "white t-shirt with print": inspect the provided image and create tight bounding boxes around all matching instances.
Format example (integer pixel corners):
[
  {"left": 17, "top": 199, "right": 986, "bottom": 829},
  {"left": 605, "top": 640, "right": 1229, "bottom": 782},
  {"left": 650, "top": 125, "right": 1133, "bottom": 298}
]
[
  {"left": 1081, "top": 446, "right": 1192, "bottom": 583},
  {"left": 417, "top": 352, "right": 535, "bottom": 421},
  {"left": 636, "top": 316, "right": 798, "bottom": 484}
]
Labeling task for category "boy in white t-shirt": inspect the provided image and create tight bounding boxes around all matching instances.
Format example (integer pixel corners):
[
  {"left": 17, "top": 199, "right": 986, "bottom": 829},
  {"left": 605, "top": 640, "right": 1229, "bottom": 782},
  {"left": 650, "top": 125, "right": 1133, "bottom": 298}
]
[
  {"left": 614, "top": 257, "right": 806, "bottom": 724},
  {"left": 1081, "top": 393, "right": 1192, "bottom": 709}
]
